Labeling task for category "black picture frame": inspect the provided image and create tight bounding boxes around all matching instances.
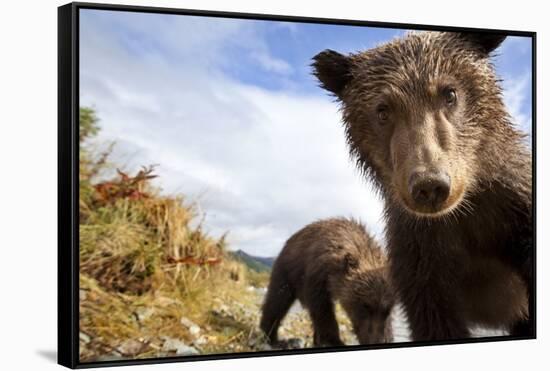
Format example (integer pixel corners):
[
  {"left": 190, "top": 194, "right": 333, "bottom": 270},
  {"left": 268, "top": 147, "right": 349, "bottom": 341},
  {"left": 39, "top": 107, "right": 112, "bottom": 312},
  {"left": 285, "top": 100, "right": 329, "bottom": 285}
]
[{"left": 58, "top": 2, "right": 537, "bottom": 369}]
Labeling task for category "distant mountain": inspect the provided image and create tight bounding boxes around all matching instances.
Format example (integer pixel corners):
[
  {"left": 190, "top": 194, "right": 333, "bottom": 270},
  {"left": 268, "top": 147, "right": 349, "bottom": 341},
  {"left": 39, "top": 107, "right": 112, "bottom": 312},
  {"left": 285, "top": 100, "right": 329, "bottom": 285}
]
[{"left": 230, "top": 249, "right": 275, "bottom": 273}]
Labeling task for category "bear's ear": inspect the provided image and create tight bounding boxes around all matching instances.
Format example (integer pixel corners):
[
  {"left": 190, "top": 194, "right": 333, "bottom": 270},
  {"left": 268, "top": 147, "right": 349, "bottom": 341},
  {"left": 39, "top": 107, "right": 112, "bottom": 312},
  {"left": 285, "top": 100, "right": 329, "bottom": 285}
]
[
  {"left": 458, "top": 32, "right": 507, "bottom": 55},
  {"left": 312, "top": 49, "right": 353, "bottom": 98},
  {"left": 344, "top": 253, "right": 359, "bottom": 272}
]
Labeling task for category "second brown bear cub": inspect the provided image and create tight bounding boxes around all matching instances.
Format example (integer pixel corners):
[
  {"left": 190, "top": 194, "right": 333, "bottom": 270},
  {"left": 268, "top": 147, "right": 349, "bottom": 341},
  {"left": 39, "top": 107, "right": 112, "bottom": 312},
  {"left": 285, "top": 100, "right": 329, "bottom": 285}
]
[{"left": 260, "top": 218, "right": 394, "bottom": 347}]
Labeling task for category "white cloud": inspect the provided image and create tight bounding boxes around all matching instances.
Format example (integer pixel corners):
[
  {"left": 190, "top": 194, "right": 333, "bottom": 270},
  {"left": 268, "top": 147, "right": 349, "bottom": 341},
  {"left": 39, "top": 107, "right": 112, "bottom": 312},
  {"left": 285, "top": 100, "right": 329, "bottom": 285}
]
[
  {"left": 81, "top": 13, "right": 532, "bottom": 257},
  {"left": 250, "top": 51, "right": 293, "bottom": 75},
  {"left": 494, "top": 36, "right": 533, "bottom": 144},
  {"left": 502, "top": 71, "right": 532, "bottom": 141},
  {"left": 80, "top": 11, "right": 385, "bottom": 257}
]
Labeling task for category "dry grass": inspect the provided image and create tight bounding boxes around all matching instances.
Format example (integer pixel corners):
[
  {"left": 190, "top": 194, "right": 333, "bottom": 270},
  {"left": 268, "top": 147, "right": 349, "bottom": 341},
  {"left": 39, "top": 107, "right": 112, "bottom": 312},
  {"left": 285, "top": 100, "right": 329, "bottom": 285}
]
[
  {"left": 79, "top": 265, "right": 267, "bottom": 361},
  {"left": 79, "top": 164, "right": 273, "bottom": 362},
  {"left": 77, "top": 107, "right": 346, "bottom": 363}
]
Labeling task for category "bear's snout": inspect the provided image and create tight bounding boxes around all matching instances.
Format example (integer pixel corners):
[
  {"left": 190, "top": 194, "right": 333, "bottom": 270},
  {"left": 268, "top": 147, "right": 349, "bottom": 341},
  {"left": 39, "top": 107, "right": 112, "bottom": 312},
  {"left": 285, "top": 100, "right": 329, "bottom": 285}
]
[{"left": 408, "top": 170, "right": 451, "bottom": 211}]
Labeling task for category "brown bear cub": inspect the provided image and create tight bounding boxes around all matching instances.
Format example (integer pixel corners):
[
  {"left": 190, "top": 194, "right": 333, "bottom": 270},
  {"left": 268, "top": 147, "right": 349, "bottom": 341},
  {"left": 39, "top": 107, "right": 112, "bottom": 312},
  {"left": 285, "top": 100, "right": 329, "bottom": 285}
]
[
  {"left": 313, "top": 32, "right": 533, "bottom": 341},
  {"left": 260, "top": 218, "right": 394, "bottom": 347}
]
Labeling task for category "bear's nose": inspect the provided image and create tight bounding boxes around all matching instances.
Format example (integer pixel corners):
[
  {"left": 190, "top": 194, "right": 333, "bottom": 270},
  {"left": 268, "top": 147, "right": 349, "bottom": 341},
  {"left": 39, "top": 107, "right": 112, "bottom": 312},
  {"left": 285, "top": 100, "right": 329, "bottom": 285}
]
[{"left": 409, "top": 171, "right": 451, "bottom": 209}]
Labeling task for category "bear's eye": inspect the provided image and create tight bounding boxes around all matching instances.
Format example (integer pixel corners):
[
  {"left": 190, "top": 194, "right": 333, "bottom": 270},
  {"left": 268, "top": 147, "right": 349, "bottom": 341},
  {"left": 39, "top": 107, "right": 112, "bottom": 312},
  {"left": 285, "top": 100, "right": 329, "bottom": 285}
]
[
  {"left": 376, "top": 104, "right": 390, "bottom": 124},
  {"left": 443, "top": 87, "right": 457, "bottom": 106}
]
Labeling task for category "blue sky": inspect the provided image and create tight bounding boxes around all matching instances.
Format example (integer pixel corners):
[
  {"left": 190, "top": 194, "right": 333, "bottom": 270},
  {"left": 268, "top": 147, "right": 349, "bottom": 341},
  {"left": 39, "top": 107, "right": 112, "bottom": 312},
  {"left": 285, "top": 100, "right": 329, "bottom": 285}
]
[{"left": 80, "top": 9, "right": 533, "bottom": 256}]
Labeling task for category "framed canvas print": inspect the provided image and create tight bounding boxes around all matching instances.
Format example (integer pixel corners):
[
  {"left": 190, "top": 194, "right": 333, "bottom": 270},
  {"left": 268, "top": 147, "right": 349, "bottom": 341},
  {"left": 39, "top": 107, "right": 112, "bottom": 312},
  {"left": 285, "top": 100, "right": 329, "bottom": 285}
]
[{"left": 58, "top": 2, "right": 536, "bottom": 368}]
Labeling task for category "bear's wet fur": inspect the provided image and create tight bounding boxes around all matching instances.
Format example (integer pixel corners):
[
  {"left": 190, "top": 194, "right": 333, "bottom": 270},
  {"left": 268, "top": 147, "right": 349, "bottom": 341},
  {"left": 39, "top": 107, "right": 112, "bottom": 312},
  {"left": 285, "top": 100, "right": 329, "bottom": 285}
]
[
  {"left": 313, "top": 32, "right": 533, "bottom": 341},
  {"left": 260, "top": 218, "right": 394, "bottom": 347}
]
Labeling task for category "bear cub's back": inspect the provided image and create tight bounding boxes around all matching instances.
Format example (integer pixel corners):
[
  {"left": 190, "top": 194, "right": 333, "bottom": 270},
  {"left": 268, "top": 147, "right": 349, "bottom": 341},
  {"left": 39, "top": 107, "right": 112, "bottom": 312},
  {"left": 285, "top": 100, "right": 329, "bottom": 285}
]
[{"left": 277, "top": 217, "right": 385, "bottom": 281}]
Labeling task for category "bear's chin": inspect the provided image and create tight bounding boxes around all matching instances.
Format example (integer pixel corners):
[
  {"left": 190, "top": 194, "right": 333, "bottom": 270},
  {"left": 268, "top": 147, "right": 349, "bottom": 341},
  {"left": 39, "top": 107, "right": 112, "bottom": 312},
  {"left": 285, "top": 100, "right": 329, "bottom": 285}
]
[
  {"left": 400, "top": 196, "right": 464, "bottom": 219},
  {"left": 405, "top": 205, "right": 457, "bottom": 219}
]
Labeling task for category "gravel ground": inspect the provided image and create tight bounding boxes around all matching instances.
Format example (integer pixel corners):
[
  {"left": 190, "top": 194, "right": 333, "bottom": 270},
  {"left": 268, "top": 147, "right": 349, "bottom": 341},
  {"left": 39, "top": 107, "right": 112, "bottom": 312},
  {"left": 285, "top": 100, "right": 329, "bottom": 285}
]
[{"left": 266, "top": 291, "right": 507, "bottom": 345}]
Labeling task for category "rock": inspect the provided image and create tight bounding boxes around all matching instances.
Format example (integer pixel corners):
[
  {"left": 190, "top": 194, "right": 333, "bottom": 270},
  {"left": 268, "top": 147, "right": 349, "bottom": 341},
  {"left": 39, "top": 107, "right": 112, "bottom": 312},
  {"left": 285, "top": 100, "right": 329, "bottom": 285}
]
[
  {"left": 272, "top": 338, "right": 305, "bottom": 350},
  {"left": 288, "top": 338, "right": 306, "bottom": 349},
  {"left": 189, "top": 325, "right": 200, "bottom": 336},
  {"left": 247, "top": 337, "right": 260, "bottom": 347},
  {"left": 79, "top": 332, "right": 91, "bottom": 344},
  {"left": 193, "top": 336, "right": 208, "bottom": 346},
  {"left": 117, "top": 339, "right": 143, "bottom": 355},
  {"left": 161, "top": 337, "right": 199, "bottom": 356},
  {"left": 259, "top": 343, "right": 272, "bottom": 351},
  {"left": 136, "top": 307, "right": 155, "bottom": 322},
  {"left": 180, "top": 317, "right": 201, "bottom": 336},
  {"left": 180, "top": 316, "right": 196, "bottom": 328}
]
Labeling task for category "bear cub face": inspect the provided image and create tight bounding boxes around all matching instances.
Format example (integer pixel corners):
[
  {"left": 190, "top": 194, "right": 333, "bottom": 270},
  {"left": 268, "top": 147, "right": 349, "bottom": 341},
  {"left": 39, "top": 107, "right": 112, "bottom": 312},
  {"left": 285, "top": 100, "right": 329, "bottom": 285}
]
[
  {"left": 338, "top": 265, "right": 394, "bottom": 344},
  {"left": 313, "top": 32, "right": 508, "bottom": 218}
]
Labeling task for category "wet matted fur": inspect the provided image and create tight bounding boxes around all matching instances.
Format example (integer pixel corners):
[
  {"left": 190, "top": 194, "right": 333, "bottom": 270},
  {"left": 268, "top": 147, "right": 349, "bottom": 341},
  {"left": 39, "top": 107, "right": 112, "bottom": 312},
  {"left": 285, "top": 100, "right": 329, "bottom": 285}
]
[
  {"left": 313, "top": 32, "right": 532, "bottom": 341},
  {"left": 260, "top": 218, "right": 394, "bottom": 347}
]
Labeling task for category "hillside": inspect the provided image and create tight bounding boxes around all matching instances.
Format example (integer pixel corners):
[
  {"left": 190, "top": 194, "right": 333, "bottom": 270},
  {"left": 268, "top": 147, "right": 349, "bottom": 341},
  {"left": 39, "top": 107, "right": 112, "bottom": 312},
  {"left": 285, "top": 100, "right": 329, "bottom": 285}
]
[
  {"left": 230, "top": 250, "right": 276, "bottom": 273},
  {"left": 78, "top": 107, "right": 345, "bottom": 362}
]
